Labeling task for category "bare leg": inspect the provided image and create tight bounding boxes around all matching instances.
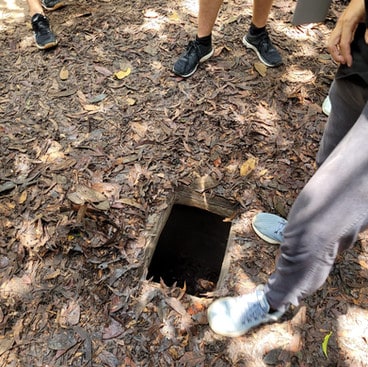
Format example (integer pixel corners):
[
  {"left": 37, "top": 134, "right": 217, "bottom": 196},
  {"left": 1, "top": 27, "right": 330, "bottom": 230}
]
[
  {"left": 244, "top": 0, "right": 282, "bottom": 67},
  {"left": 26, "top": 0, "right": 44, "bottom": 17},
  {"left": 251, "top": 0, "right": 274, "bottom": 28},
  {"left": 197, "top": 0, "right": 224, "bottom": 37}
]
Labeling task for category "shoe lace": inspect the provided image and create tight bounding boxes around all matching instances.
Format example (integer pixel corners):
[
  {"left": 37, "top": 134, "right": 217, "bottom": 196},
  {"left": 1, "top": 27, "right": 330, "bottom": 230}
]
[
  {"left": 257, "top": 32, "right": 274, "bottom": 52},
  {"left": 240, "top": 298, "right": 267, "bottom": 325},
  {"left": 239, "top": 290, "right": 268, "bottom": 325},
  {"left": 34, "top": 16, "right": 51, "bottom": 35},
  {"left": 185, "top": 40, "right": 202, "bottom": 58},
  {"left": 274, "top": 221, "right": 285, "bottom": 238}
]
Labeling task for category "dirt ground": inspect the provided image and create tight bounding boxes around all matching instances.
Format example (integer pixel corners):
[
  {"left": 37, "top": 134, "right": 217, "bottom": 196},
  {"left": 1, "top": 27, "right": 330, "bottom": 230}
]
[{"left": 1, "top": 0, "right": 368, "bottom": 366}]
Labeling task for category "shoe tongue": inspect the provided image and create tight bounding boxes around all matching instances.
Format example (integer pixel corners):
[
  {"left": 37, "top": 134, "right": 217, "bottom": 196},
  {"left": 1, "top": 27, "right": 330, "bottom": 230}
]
[
  {"left": 34, "top": 15, "right": 50, "bottom": 33},
  {"left": 32, "top": 13, "right": 49, "bottom": 27},
  {"left": 32, "top": 13, "right": 43, "bottom": 21}
]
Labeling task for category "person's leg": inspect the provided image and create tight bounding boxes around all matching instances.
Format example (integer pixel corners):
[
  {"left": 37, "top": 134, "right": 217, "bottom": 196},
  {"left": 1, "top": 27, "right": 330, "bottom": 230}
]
[
  {"left": 266, "top": 79, "right": 368, "bottom": 312},
  {"left": 251, "top": 0, "right": 273, "bottom": 28},
  {"left": 316, "top": 78, "right": 367, "bottom": 165},
  {"left": 27, "top": 0, "right": 44, "bottom": 16},
  {"left": 208, "top": 79, "right": 368, "bottom": 337},
  {"left": 197, "top": 0, "right": 223, "bottom": 37},
  {"left": 243, "top": 0, "right": 282, "bottom": 67},
  {"left": 173, "top": 0, "right": 222, "bottom": 77},
  {"left": 253, "top": 78, "right": 368, "bottom": 244}
]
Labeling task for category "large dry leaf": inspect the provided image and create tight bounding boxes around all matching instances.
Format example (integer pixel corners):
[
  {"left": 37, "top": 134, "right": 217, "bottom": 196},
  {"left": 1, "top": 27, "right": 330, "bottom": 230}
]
[
  {"left": 94, "top": 65, "right": 113, "bottom": 76},
  {"left": 98, "top": 350, "right": 120, "bottom": 367},
  {"left": 88, "top": 93, "right": 107, "bottom": 104},
  {"left": 178, "top": 352, "right": 205, "bottom": 366},
  {"left": 254, "top": 61, "right": 267, "bottom": 77},
  {"left": 0, "top": 181, "right": 16, "bottom": 193},
  {"left": 240, "top": 157, "right": 257, "bottom": 177},
  {"left": 165, "top": 297, "right": 187, "bottom": 316},
  {"left": 114, "top": 68, "right": 131, "bottom": 79},
  {"left": 59, "top": 300, "right": 81, "bottom": 327},
  {"left": 168, "top": 11, "right": 180, "bottom": 22},
  {"left": 48, "top": 331, "right": 77, "bottom": 350},
  {"left": 130, "top": 121, "right": 148, "bottom": 138},
  {"left": 67, "top": 184, "right": 109, "bottom": 207},
  {"left": 112, "top": 197, "right": 144, "bottom": 211},
  {"left": 102, "top": 318, "right": 124, "bottom": 340},
  {"left": 83, "top": 104, "right": 101, "bottom": 112},
  {"left": 135, "top": 285, "right": 161, "bottom": 317},
  {"left": 50, "top": 88, "right": 77, "bottom": 98},
  {"left": 0, "top": 274, "right": 33, "bottom": 299},
  {"left": 0, "top": 337, "right": 14, "bottom": 356},
  {"left": 59, "top": 66, "right": 69, "bottom": 80}
]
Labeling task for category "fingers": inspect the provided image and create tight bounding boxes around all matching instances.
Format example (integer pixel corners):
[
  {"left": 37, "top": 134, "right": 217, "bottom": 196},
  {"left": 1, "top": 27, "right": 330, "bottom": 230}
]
[
  {"left": 326, "top": 0, "right": 366, "bottom": 66},
  {"left": 327, "top": 19, "right": 354, "bottom": 66},
  {"left": 327, "top": 25, "right": 347, "bottom": 65},
  {"left": 339, "top": 23, "right": 357, "bottom": 67},
  {"left": 329, "top": 44, "right": 346, "bottom": 64}
]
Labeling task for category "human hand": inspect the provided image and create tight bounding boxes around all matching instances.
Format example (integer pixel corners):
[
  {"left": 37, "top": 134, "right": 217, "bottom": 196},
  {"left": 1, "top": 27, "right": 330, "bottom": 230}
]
[{"left": 327, "top": 0, "right": 367, "bottom": 66}]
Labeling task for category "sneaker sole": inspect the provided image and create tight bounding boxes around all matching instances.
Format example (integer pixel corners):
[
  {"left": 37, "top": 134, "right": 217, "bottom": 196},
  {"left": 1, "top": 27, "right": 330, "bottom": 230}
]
[
  {"left": 242, "top": 35, "right": 282, "bottom": 68},
  {"left": 208, "top": 314, "right": 280, "bottom": 337},
  {"left": 172, "top": 48, "right": 214, "bottom": 78},
  {"left": 251, "top": 216, "right": 282, "bottom": 245},
  {"left": 36, "top": 39, "right": 58, "bottom": 50},
  {"left": 42, "top": 2, "right": 66, "bottom": 11}
]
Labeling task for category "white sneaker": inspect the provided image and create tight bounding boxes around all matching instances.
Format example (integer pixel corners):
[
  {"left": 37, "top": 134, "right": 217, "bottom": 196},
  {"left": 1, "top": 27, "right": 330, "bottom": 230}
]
[
  {"left": 207, "top": 286, "right": 284, "bottom": 337},
  {"left": 322, "top": 95, "right": 331, "bottom": 116}
]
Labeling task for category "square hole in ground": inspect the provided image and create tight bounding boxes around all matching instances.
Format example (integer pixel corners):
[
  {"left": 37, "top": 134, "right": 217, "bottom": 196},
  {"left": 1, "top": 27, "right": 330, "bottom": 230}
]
[{"left": 147, "top": 204, "right": 231, "bottom": 296}]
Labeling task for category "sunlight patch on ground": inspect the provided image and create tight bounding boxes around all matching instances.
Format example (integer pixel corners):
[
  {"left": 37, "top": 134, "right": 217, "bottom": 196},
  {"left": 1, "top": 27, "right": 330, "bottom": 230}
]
[
  {"left": 283, "top": 65, "right": 315, "bottom": 84},
  {"left": 226, "top": 324, "right": 299, "bottom": 366},
  {"left": 0, "top": 0, "right": 26, "bottom": 31},
  {"left": 279, "top": 23, "right": 328, "bottom": 41},
  {"left": 18, "top": 35, "right": 34, "bottom": 49},
  {"left": 141, "top": 8, "right": 174, "bottom": 41},
  {"left": 290, "top": 41, "right": 330, "bottom": 61},
  {"left": 142, "top": 9, "right": 164, "bottom": 31},
  {"left": 0, "top": 274, "right": 33, "bottom": 299},
  {"left": 274, "top": 22, "right": 331, "bottom": 60},
  {"left": 338, "top": 306, "right": 368, "bottom": 364},
  {"left": 180, "top": 0, "right": 198, "bottom": 16}
]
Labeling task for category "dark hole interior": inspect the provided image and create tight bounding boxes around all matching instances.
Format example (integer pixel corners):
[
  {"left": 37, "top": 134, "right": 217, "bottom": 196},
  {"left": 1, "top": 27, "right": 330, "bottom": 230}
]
[{"left": 147, "top": 204, "right": 231, "bottom": 296}]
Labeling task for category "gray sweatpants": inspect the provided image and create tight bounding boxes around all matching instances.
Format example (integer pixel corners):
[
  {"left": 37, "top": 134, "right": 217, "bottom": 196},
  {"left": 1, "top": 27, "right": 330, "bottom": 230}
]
[{"left": 265, "top": 77, "right": 368, "bottom": 312}]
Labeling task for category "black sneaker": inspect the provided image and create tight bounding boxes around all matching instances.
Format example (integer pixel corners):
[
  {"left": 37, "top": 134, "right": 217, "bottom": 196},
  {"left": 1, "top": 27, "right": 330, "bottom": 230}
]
[
  {"left": 173, "top": 39, "right": 214, "bottom": 78},
  {"left": 31, "top": 14, "right": 58, "bottom": 50},
  {"left": 243, "top": 30, "right": 283, "bottom": 67},
  {"left": 41, "top": 0, "right": 66, "bottom": 11}
]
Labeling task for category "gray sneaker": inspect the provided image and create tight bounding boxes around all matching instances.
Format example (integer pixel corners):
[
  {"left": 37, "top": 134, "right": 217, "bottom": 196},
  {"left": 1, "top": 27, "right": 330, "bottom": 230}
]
[
  {"left": 252, "top": 212, "right": 287, "bottom": 244},
  {"left": 243, "top": 30, "right": 283, "bottom": 67},
  {"left": 207, "top": 286, "right": 284, "bottom": 337},
  {"left": 42, "top": 0, "right": 66, "bottom": 11}
]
